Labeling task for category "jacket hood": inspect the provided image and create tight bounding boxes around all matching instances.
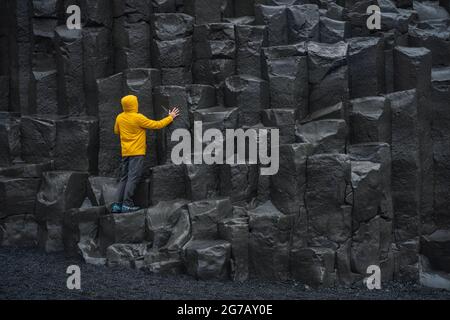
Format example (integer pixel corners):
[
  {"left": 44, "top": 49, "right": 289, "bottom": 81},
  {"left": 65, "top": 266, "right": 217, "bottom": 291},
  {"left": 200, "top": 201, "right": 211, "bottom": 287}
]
[{"left": 121, "top": 95, "right": 139, "bottom": 113}]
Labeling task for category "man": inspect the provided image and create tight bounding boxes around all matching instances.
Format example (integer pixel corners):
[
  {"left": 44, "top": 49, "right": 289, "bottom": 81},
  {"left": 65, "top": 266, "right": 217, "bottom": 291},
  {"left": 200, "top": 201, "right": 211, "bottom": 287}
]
[{"left": 111, "top": 95, "right": 180, "bottom": 213}]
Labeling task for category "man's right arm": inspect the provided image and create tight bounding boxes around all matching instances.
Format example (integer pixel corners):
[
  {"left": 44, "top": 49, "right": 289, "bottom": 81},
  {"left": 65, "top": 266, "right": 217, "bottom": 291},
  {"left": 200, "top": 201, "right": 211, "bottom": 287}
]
[{"left": 138, "top": 114, "right": 174, "bottom": 130}]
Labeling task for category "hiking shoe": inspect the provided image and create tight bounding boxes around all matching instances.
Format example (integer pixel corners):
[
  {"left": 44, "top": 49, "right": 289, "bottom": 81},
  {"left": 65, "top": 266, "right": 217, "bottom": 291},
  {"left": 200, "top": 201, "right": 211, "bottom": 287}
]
[
  {"left": 111, "top": 203, "right": 122, "bottom": 213},
  {"left": 121, "top": 205, "right": 141, "bottom": 213}
]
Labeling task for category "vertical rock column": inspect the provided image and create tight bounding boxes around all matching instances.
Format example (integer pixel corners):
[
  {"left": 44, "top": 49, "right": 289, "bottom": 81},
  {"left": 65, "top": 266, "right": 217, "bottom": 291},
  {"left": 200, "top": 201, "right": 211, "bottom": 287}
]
[
  {"left": 348, "top": 37, "right": 385, "bottom": 99},
  {"left": 54, "top": 26, "right": 85, "bottom": 115},
  {"left": 113, "top": 0, "right": 152, "bottom": 73},
  {"left": 307, "top": 41, "right": 349, "bottom": 115},
  {"left": 123, "top": 68, "right": 162, "bottom": 174},
  {"left": 386, "top": 89, "right": 423, "bottom": 281},
  {"left": 29, "top": 0, "right": 59, "bottom": 115},
  {"left": 193, "top": 23, "right": 236, "bottom": 102},
  {"left": 81, "top": 0, "right": 114, "bottom": 116},
  {"left": 394, "top": 46, "right": 434, "bottom": 236},
  {"left": 235, "top": 25, "right": 267, "bottom": 78},
  {"left": 184, "top": 0, "right": 226, "bottom": 24},
  {"left": 255, "top": 4, "right": 287, "bottom": 46},
  {"left": 431, "top": 68, "right": 450, "bottom": 234},
  {"left": 97, "top": 73, "right": 124, "bottom": 177},
  {"left": 151, "top": 13, "right": 194, "bottom": 85},
  {"left": 224, "top": 75, "right": 269, "bottom": 127}
]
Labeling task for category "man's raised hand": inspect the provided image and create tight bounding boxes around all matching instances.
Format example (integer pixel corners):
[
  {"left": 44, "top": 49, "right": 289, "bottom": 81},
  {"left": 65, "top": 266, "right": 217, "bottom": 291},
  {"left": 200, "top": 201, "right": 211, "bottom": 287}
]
[{"left": 169, "top": 107, "right": 180, "bottom": 119}]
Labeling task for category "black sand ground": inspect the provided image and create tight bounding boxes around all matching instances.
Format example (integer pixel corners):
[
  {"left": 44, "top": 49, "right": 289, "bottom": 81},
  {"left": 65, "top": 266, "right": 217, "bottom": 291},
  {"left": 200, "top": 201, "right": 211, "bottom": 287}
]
[{"left": 1, "top": 247, "right": 449, "bottom": 300}]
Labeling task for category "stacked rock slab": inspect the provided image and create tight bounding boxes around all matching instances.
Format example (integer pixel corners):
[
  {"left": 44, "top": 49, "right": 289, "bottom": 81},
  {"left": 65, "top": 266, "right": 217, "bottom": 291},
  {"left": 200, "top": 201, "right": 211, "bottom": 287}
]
[
  {"left": 151, "top": 13, "right": 194, "bottom": 85},
  {"left": 192, "top": 22, "right": 236, "bottom": 98},
  {"left": 113, "top": 0, "right": 152, "bottom": 72},
  {"left": 1, "top": 0, "right": 450, "bottom": 288}
]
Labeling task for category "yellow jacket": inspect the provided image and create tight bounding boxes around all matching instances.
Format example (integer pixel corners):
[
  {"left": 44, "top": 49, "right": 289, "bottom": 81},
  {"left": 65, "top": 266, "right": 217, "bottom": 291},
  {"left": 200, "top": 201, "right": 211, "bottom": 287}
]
[{"left": 114, "top": 95, "right": 173, "bottom": 157}]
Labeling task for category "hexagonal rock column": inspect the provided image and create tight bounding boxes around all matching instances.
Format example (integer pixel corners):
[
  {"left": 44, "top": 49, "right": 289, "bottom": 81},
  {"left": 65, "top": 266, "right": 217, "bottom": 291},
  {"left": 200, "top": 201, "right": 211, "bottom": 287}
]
[
  {"left": 224, "top": 75, "right": 269, "bottom": 127},
  {"left": 35, "top": 171, "right": 88, "bottom": 253},
  {"left": 295, "top": 119, "right": 348, "bottom": 154},
  {"left": 431, "top": 68, "right": 450, "bottom": 232},
  {"left": 187, "top": 198, "right": 233, "bottom": 240},
  {"left": 307, "top": 41, "right": 349, "bottom": 114},
  {"left": 0, "top": 177, "right": 41, "bottom": 220},
  {"left": 270, "top": 143, "right": 313, "bottom": 216},
  {"left": 63, "top": 206, "right": 105, "bottom": 258},
  {"left": 348, "top": 37, "right": 385, "bottom": 99},
  {"left": 97, "top": 73, "right": 124, "bottom": 177},
  {"left": 290, "top": 247, "right": 337, "bottom": 287},
  {"left": 386, "top": 89, "right": 425, "bottom": 281},
  {"left": 349, "top": 96, "right": 392, "bottom": 145},
  {"left": 113, "top": 0, "right": 152, "bottom": 72},
  {"left": 185, "top": 164, "right": 219, "bottom": 201},
  {"left": 186, "top": 84, "right": 216, "bottom": 119},
  {"left": 191, "top": 106, "right": 239, "bottom": 136},
  {"left": 0, "top": 115, "right": 21, "bottom": 167},
  {"left": 97, "top": 69, "right": 162, "bottom": 177},
  {"left": 261, "top": 109, "right": 296, "bottom": 144},
  {"left": 248, "top": 201, "right": 293, "bottom": 281},
  {"left": 7, "top": 0, "right": 33, "bottom": 114},
  {"left": 235, "top": 25, "right": 268, "bottom": 78},
  {"left": 192, "top": 23, "right": 236, "bottom": 92},
  {"left": 0, "top": 214, "right": 38, "bottom": 247},
  {"left": 86, "top": 176, "right": 118, "bottom": 207},
  {"left": 350, "top": 161, "right": 394, "bottom": 281},
  {"left": 320, "top": 17, "right": 350, "bottom": 44},
  {"left": 54, "top": 26, "right": 85, "bottom": 115},
  {"left": 408, "top": 23, "right": 450, "bottom": 67},
  {"left": 153, "top": 85, "right": 189, "bottom": 164},
  {"left": 255, "top": 5, "right": 287, "bottom": 46},
  {"left": 218, "top": 217, "right": 249, "bottom": 282},
  {"left": 219, "top": 163, "right": 259, "bottom": 203},
  {"left": 349, "top": 142, "right": 394, "bottom": 221},
  {"left": 300, "top": 101, "right": 347, "bottom": 124},
  {"left": 421, "top": 230, "right": 450, "bottom": 273},
  {"left": 286, "top": 4, "right": 320, "bottom": 43},
  {"left": 184, "top": 240, "right": 231, "bottom": 280},
  {"left": 394, "top": 47, "right": 433, "bottom": 216},
  {"left": 106, "top": 243, "right": 149, "bottom": 268},
  {"left": 123, "top": 68, "right": 162, "bottom": 171},
  {"left": 262, "top": 43, "right": 308, "bottom": 120},
  {"left": 304, "top": 154, "right": 352, "bottom": 249},
  {"left": 20, "top": 115, "right": 61, "bottom": 164},
  {"left": 145, "top": 200, "right": 191, "bottom": 251},
  {"left": 184, "top": 0, "right": 225, "bottom": 24},
  {"left": 151, "top": 13, "right": 194, "bottom": 85},
  {"left": 149, "top": 163, "right": 187, "bottom": 205},
  {"left": 99, "top": 209, "right": 147, "bottom": 254},
  {"left": 54, "top": 116, "right": 99, "bottom": 172}
]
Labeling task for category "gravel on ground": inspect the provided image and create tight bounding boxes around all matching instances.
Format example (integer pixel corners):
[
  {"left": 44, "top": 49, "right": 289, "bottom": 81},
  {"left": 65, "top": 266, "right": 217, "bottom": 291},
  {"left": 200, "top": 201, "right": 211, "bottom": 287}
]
[{"left": 1, "top": 247, "right": 449, "bottom": 300}]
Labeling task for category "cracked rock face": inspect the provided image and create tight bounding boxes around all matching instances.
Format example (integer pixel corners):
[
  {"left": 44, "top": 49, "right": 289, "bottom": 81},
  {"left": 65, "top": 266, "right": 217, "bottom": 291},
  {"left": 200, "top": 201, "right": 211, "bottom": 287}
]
[{"left": 1, "top": 0, "right": 450, "bottom": 288}]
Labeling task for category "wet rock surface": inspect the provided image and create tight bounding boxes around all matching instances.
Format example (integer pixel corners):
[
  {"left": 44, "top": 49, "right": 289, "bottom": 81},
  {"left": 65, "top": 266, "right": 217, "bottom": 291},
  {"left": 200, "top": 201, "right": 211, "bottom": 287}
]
[{"left": 1, "top": 0, "right": 450, "bottom": 292}]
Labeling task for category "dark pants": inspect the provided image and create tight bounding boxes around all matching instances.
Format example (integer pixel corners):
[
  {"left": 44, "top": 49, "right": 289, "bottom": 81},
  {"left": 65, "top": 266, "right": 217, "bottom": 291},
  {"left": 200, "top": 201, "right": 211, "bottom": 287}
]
[{"left": 116, "top": 156, "right": 144, "bottom": 207}]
